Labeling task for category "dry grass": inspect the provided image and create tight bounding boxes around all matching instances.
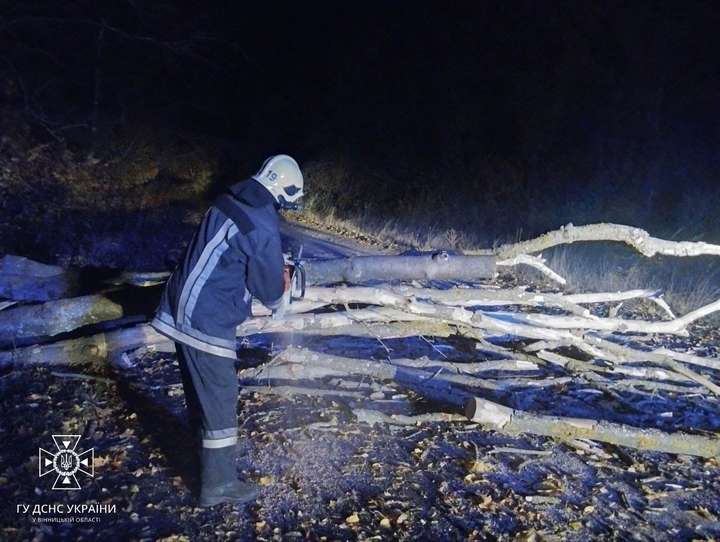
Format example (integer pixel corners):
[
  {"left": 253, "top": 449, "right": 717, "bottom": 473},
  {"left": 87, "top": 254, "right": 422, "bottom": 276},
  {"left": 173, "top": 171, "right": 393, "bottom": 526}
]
[
  {"left": 295, "top": 206, "right": 475, "bottom": 252},
  {"left": 299, "top": 158, "right": 501, "bottom": 252},
  {"left": 536, "top": 246, "right": 720, "bottom": 322}
]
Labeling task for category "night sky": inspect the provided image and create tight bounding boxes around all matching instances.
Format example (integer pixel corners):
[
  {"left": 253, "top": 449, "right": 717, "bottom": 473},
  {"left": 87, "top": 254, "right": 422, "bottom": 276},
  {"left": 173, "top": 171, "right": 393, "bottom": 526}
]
[{"left": 3, "top": 1, "right": 720, "bottom": 250}]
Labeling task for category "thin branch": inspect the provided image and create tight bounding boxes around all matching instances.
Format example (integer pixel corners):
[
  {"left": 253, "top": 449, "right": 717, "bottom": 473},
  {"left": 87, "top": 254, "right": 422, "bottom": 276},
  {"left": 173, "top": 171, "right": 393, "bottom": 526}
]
[{"left": 496, "top": 253, "right": 567, "bottom": 285}]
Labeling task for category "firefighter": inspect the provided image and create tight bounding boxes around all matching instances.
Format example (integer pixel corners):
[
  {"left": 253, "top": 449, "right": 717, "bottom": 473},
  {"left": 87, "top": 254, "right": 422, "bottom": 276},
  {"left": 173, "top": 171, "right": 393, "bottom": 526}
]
[{"left": 151, "top": 154, "right": 304, "bottom": 506}]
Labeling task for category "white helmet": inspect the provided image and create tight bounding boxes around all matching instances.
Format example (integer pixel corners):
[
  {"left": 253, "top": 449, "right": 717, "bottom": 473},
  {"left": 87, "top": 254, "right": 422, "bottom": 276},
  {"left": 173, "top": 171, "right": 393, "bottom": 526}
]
[{"left": 252, "top": 154, "right": 304, "bottom": 210}]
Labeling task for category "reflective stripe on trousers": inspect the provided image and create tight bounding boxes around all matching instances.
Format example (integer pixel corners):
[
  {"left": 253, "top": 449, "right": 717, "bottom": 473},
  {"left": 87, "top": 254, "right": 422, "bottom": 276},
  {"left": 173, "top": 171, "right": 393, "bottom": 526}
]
[
  {"left": 202, "top": 427, "right": 238, "bottom": 449},
  {"left": 174, "top": 342, "right": 239, "bottom": 453}
]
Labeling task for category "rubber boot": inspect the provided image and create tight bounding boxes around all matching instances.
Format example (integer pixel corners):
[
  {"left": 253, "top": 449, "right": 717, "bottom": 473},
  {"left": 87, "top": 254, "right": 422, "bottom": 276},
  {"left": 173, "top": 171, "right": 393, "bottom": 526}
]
[{"left": 198, "top": 446, "right": 259, "bottom": 507}]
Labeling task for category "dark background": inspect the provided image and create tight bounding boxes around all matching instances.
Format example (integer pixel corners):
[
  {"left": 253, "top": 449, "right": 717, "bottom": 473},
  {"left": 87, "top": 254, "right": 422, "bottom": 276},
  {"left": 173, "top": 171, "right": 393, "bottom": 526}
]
[{"left": 2, "top": 1, "right": 720, "bottom": 267}]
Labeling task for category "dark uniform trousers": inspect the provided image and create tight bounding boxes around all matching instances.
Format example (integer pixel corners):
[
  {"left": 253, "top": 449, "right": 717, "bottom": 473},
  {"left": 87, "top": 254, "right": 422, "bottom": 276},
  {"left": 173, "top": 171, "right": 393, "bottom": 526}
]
[{"left": 175, "top": 342, "right": 239, "bottom": 487}]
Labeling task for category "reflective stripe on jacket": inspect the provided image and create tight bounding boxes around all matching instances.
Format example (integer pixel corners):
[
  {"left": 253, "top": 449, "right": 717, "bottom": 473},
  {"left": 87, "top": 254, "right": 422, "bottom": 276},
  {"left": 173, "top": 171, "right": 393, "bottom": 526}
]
[{"left": 151, "top": 179, "right": 285, "bottom": 359}]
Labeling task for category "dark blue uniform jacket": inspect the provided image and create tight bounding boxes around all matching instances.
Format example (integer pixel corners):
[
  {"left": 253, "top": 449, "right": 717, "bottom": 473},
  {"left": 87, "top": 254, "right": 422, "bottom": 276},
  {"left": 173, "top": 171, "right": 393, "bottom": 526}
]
[{"left": 151, "top": 179, "right": 285, "bottom": 359}]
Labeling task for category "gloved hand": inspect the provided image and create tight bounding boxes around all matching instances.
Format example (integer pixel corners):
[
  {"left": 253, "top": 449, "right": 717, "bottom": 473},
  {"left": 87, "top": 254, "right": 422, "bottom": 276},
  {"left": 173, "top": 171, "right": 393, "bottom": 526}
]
[{"left": 283, "top": 265, "right": 292, "bottom": 292}]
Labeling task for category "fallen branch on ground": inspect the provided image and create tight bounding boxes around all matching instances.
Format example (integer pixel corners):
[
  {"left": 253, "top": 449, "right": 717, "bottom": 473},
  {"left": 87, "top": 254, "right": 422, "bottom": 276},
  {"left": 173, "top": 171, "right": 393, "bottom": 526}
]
[
  {"left": 482, "top": 296, "right": 720, "bottom": 335},
  {"left": 465, "top": 396, "right": 720, "bottom": 458},
  {"left": 239, "top": 385, "right": 366, "bottom": 400},
  {"left": 0, "top": 324, "right": 170, "bottom": 369},
  {"left": 354, "top": 409, "right": 467, "bottom": 426}
]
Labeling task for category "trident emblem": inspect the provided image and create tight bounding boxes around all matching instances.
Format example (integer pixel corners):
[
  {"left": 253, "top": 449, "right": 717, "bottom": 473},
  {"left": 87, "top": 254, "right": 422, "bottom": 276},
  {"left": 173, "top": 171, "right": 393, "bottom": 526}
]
[
  {"left": 39, "top": 435, "right": 94, "bottom": 490},
  {"left": 60, "top": 454, "right": 72, "bottom": 471}
]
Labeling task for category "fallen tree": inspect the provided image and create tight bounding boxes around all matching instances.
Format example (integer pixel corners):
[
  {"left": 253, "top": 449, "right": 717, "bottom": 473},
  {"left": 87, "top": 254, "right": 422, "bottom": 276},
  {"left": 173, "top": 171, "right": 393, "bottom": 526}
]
[{"left": 2, "top": 222, "right": 720, "bottom": 459}]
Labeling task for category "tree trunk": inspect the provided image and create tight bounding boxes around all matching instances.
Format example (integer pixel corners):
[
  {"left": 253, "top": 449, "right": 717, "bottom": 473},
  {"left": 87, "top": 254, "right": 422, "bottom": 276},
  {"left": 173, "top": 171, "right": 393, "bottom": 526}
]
[
  {"left": 0, "top": 295, "right": 124, "bottom": 344},
  {"left": 0, "top": 324, "right": 170, "bottom": 370},
  {"left": 304, "top": 253, "right": 496, "bottom": 284}
]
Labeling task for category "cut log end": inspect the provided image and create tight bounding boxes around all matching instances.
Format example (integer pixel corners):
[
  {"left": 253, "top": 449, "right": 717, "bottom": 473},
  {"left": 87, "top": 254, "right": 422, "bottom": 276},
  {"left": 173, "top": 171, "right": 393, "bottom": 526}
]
[
  {"left": 464, "top": 397, "right": 477, "bottom": 420},
  {"left": 464, "top": 397, "right": 514, "bottom": 427}
]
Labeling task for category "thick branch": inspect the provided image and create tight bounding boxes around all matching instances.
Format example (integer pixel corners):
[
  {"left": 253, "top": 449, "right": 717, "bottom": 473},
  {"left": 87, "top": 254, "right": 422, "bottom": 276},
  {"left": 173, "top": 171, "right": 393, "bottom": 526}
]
[
  {"left": 0, "top": 323, "right": 169, "bottom": 369},
  {"left": 239, "top": 385, "right": 366, "bottom": 400},
  {"left": 238, "top": 306, "right": 428, "bottom": 334},
  {"left": 489, "top": 222, "right": 720, "bottom": 260},
  {"left": 465, "top": 396, "right": 720, "bottom": 458},
  {"left": 583, "top": 335, "right": 720, "bottom": 372}
]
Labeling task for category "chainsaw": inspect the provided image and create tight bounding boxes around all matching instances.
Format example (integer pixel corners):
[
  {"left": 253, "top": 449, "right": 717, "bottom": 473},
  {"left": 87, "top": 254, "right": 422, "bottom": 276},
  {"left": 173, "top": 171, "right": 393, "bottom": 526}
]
[
  {"left": 284, "top": 244, "right": 306, "bottom": 303},
  {"left": 272, "top": 245, "right": 306, "bottom": 320}
]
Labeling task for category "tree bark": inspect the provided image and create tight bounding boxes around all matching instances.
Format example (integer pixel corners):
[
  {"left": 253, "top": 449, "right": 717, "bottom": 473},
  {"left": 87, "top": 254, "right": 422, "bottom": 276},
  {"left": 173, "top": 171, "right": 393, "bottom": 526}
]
[
  {"left": 0, "top": 295, "right": 124, "bottom": 343},
  {"left": 464, "top": 396, "right": 720, "bottom": 458},
  {"left": 304, "top": 253, "right": 496, "bottom": 284},
  {"left": 0, "top": 324, "right": 170, "bottom": 369}
]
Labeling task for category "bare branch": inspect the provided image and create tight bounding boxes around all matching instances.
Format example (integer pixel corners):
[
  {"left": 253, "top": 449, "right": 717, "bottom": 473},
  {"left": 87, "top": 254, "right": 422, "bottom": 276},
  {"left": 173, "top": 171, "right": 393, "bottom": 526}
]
[{"left": 487, "top": 222, "right": 720, "bottom": 260}]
